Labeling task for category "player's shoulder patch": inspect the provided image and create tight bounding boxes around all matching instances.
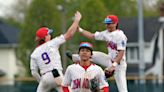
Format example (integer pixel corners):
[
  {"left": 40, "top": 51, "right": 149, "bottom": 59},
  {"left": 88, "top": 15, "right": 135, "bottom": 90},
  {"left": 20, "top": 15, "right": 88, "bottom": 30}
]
[{"left": 121, "top": 40, "right": 126, "bottom": 47}]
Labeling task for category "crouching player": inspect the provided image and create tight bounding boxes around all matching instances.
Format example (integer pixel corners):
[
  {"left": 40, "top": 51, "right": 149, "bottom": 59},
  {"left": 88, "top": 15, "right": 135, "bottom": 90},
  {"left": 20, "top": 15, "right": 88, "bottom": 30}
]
[{"left": 62, "top": 42, "right": 109, "bottom": 92}]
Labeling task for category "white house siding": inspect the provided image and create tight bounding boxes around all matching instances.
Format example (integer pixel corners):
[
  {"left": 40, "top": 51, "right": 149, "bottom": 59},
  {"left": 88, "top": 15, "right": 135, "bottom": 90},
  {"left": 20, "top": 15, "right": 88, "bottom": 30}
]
[
  {"left": 0, "top": 48, "right": 17, "bottom": 85},
  {"left": 126, "top": 41, "right": 155, "bottom": 64}
]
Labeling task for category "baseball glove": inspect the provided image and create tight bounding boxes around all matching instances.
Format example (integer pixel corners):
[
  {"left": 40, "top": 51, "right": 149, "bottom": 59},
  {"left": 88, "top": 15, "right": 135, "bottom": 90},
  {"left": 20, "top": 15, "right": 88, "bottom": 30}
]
[
  {"left": 65, "top": 51, "right": 73, "bottom": 60},
  {"left": 90, "top": 78, "right": 100, "bottom": 92},
  {"left": 104, "top": 69, "right": 115, "bottom": 78}
]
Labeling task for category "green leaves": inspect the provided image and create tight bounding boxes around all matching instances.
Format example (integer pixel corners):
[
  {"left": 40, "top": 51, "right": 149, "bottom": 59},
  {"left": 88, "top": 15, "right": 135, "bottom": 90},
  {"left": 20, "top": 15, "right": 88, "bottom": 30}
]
[{"left": 15, "top": 0, "right": 161, "bottom": 76}]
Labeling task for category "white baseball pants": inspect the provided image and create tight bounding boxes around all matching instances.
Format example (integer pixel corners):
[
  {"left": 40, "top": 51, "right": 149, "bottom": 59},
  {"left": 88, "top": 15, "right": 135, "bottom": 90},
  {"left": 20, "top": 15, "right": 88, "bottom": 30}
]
[{"left": 36, "top": 70, "right": 63, "bottom": 92}]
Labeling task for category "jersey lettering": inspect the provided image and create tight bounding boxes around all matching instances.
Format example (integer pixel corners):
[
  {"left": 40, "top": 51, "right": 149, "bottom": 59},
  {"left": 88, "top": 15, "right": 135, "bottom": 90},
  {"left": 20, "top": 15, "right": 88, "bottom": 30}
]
[
  {"left": 72, "top": 78, "right": 90, "bottom": 89},
  {"left": 41, "top": 52, "right": 51, "bottom": 64},
  {"left": 107, "top": 41, "right": 117, "bottom": 50},
  {"left": 72, "top": 79, "right": 81, "bottom": 89},
  {"left": 82, "top": 78, "right": 89, "bottom": 89}
]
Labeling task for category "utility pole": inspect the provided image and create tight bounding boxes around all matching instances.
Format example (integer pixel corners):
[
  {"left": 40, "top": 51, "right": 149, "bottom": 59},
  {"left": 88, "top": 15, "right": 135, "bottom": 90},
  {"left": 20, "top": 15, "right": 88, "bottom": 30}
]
[{"left": 137, "top": 0, "right": 145, "bottom": 91}]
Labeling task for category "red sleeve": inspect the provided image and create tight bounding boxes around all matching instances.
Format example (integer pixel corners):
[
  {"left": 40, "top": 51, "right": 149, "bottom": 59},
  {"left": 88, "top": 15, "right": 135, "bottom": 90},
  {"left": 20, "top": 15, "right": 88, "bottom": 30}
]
[
  {"left": 62, "top": 86, "right": 70, "bottom": 92},
  {"left": 102, "top": 86, "right": 109, "bottom": 92}
]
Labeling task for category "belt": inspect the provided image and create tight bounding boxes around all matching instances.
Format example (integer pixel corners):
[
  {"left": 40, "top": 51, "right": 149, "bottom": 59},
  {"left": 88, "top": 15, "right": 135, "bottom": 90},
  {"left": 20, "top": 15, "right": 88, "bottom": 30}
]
[
  {"left": 42, "top": 70, "right": 52, "bottom": 75},
  {"left": 42, "top": 69, "right": 60, "bottom": 78}
]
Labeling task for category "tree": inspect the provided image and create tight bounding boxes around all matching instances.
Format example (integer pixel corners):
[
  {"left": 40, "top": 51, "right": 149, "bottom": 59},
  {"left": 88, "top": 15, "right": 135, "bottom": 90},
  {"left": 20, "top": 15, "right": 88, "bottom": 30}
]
[
  {"left": 68, "top": 0, "right": 109, "bottom": 53},
  {"left": 101, "top": 0, "right": 138, "bottom": 17}
]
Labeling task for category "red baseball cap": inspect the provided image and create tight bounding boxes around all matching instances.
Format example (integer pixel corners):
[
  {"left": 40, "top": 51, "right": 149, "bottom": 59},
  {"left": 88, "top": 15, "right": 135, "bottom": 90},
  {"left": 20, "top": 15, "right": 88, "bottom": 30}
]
[
  {"left": 35, "top": 27, "right": 53, "bottom": 41},
  {"left": 104, "top": 15, "right": 119, "bottom": 24}
]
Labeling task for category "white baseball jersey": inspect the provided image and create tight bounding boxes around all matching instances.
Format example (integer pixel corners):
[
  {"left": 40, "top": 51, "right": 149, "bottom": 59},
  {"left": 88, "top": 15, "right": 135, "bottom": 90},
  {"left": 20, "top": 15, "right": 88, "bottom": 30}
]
[
  {"left": 94, "top": 29, "right": 127, "bottom": 66},
  {"left": 62, "top": 63, "right": 108, "bottom": 92},
  {"left": 30, "top": 35, "right": 65, "bottom": 75},
  {"left": 94, "top": 29, "right": 128, "bottom": 92}
]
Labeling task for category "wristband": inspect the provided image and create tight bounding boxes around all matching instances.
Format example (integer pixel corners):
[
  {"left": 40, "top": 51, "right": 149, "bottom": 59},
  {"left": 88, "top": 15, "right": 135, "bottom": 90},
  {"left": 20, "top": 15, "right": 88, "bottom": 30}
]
[
  {"left": 79, "top": 28, "right": 84, "bottom": 32},
  {"left": 112, "top": 62, "right": 118, "bottom": 67}
]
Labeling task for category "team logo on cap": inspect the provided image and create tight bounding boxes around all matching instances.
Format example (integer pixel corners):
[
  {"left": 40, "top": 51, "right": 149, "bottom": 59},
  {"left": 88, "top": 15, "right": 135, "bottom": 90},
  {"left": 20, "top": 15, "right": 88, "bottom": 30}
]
[{"left": 79, "top": 42, "right": 93, "bottom": 48}]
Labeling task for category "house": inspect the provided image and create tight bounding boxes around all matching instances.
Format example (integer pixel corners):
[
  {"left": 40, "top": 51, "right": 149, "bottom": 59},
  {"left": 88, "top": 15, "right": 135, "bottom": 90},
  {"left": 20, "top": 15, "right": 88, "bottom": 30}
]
[
  {"left": 119, "top": 17, "right": 161, "bottom": 65},
  {"left": 0, "top": 20, "right": 19, "bottom": 85},
  {"left": 119, "top": 17, "right": 164, "bottom": 82},
  {"left": 118, "top": 5, "right": 164, "bottom": 84},
  {"left": 119, "top": 17, "right": 161, "bottom": 63}
]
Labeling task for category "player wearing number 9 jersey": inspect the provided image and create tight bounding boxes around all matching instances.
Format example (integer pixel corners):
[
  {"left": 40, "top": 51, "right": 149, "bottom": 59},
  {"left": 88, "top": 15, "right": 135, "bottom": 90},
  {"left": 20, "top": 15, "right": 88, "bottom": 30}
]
[{"left": 30, "top": 11, "right": 81, "bottom": 92}]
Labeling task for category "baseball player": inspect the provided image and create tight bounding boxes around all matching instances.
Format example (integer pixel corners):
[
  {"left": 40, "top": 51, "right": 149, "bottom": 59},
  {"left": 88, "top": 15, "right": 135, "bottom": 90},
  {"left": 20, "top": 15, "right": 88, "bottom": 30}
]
[
  {"left": 30, "top": 11, "right": 81, "bottom": 92},
  {"left": 62, "top": 42, "right": 109, "bottom": 92},
  {"left": 69, "top": 15, "right": 128, "bottom": 92}
]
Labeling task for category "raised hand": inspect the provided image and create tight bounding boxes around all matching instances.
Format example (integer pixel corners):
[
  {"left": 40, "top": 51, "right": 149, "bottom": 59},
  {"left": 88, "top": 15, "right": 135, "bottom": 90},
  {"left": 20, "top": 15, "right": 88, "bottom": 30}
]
[{"left": 74, "top": 11, "right": 82, "bottom": 22}]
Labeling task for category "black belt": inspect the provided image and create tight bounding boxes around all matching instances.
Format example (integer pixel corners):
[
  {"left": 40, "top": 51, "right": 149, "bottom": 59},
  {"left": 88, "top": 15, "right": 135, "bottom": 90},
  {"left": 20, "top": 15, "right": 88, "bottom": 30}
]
[{"left": 42, "top": 69, "right": 60, "bottom": 78}]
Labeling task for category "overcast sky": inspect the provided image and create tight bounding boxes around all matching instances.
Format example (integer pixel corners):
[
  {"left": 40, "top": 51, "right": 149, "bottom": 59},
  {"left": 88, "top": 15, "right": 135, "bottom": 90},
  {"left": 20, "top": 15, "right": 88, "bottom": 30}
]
[
  {"left": 0, "top": 0, "right": 15, "bottom": 17},
  {"left": 0, "top": 0, "right": 160, "bottom": 18}
]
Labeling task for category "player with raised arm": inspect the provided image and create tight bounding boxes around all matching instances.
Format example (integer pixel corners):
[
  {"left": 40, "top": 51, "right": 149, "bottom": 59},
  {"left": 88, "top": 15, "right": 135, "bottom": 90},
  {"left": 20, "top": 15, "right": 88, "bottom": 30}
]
[
  {"left": 30, "top": 11, "right": 81, "bottom": 92},
  {"left": 62, "top": 42, "right": 109, "bottom": 92},
  {"left": 68, "top": 14, "right": 128, "bottom": 92}
]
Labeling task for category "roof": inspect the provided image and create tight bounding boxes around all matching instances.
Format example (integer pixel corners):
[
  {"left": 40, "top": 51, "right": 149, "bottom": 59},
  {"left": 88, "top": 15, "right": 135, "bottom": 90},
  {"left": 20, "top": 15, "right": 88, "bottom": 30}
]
[
  {"left": 0, "top": 20, "right": 19, "bottom": 47},
  {"left": 119, "top": 17, "right": 161, "bottom": 43}
]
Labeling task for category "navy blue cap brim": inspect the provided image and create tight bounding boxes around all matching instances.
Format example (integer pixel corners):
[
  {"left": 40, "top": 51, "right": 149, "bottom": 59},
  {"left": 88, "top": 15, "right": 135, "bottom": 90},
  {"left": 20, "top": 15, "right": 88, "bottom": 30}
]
[
  {"left": 48, "top": 29, "right": 53, "bottom": 34},
  {"left": 104, "top": 18, "right": 113, "bottom": 24}
]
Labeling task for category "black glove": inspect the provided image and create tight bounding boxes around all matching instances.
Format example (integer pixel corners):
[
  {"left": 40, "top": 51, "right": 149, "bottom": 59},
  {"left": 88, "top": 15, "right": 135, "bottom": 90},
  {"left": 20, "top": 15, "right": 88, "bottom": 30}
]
[
  {"left": 65, "top": 51, "right": 73, "bottom": 60},
  {"left": 105, "top": 69, "right": 115, "bottom": 78},
  {"left": 52, "top": 69, "right": 60, "bottom": 78},
  {"left": 90, "top": 78, "right": 100, "bottom": 92}
]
